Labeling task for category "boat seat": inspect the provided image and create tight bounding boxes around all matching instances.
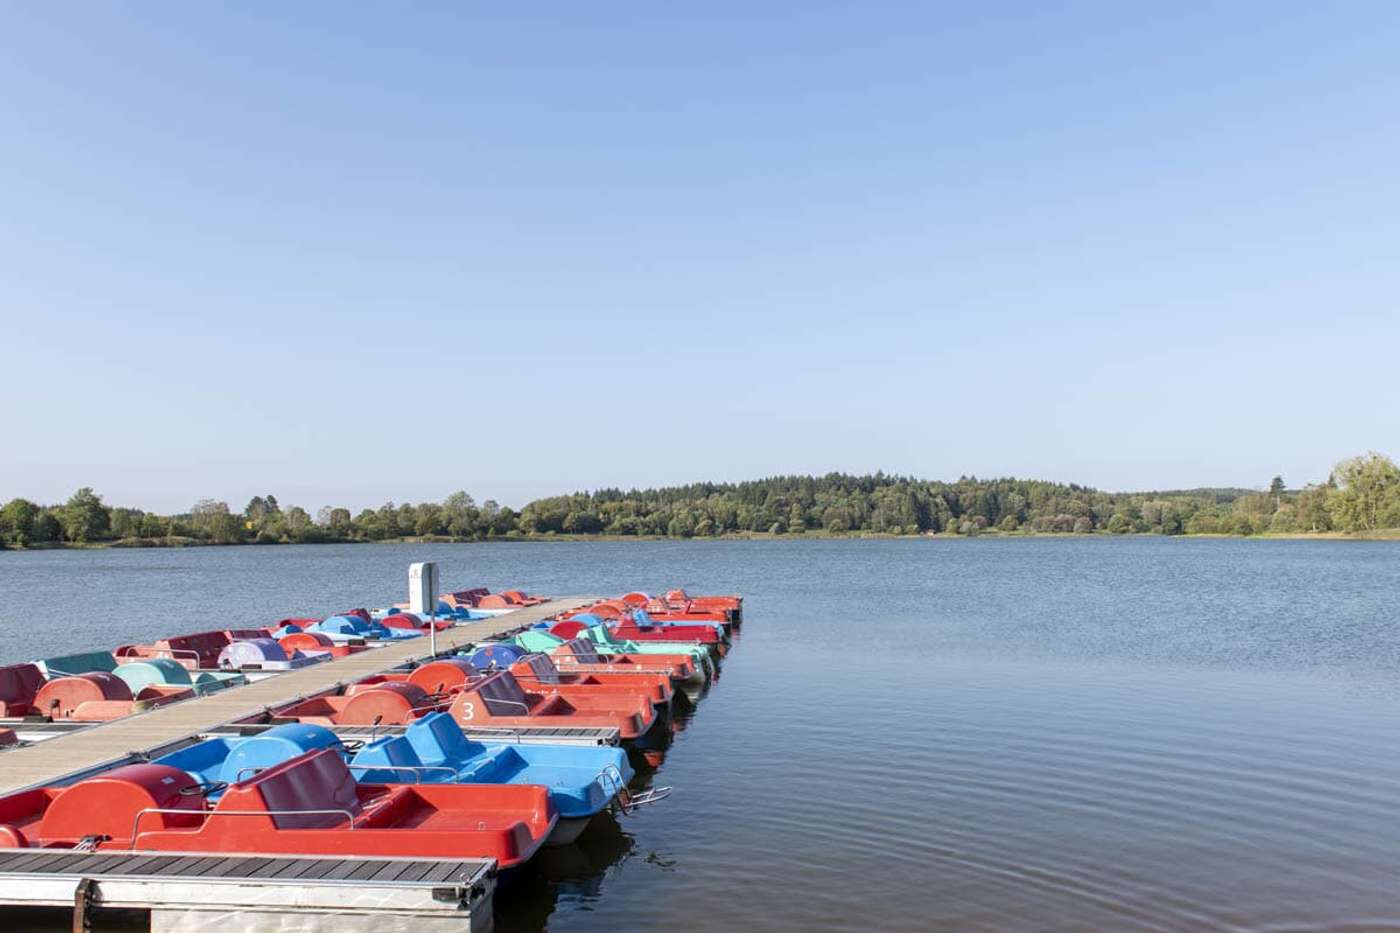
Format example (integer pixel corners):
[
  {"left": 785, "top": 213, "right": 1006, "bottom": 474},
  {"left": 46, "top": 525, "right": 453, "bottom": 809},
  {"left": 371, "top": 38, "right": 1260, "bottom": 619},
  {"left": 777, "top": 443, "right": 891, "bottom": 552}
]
[
  {"left": 561, "top": 638, "right": 604, "bottom": 664},
  {"left": 519, "top": 653, "right": 564, "bottom": 684},
  {"left": 224, "top": 629, "right": 269, "bottom": 641},
  {"left": 37, "top": 651, "right": 118, "bottom": 678},
  {"left": 0, "top": 663, "right": 44, "bottom": 717},
  {"left": 404, "top": 711, "right": 485, "bottom": 767},
  {"left": 223, "top": 749, "right": 361, "bottom": 830},
  {"left": 156, "top": 737, "right": 240, "bottom": 785},
  {"left": 349, "top": 734, "right": 467, "bottom": 785},
  {"left": 455, "top": 746, "right": 526, "bottom": 783},
  {"left": 473, "top": 671, "right": 541, "bottom": 716}
]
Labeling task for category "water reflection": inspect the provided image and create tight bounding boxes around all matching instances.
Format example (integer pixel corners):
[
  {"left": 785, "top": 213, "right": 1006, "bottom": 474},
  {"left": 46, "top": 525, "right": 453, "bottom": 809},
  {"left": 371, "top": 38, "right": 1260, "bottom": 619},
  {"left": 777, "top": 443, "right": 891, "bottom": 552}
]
[
  {"left": 495, "top": 658, "right": 713, "bottom": 929},
  {"left": 497, "top": 813, "right": 639, "bottom": 930}
]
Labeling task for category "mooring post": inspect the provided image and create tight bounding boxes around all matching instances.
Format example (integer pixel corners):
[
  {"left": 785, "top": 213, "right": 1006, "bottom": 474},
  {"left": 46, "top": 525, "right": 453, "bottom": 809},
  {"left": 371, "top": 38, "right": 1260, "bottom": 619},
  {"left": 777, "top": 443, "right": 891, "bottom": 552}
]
[
  {"left": 72, "top": 877, "right": 95, "bottom": 933},
  {"left": 409, "top": 561, "right": 440, "bottom": 657}
]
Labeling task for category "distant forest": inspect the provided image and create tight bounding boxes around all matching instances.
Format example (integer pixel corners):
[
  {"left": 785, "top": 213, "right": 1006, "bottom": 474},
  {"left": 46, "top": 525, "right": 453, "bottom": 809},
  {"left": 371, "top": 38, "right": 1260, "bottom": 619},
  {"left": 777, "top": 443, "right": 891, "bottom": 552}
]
[{"left": 3, "top": 452, "right": 1399, "bottom": 548}]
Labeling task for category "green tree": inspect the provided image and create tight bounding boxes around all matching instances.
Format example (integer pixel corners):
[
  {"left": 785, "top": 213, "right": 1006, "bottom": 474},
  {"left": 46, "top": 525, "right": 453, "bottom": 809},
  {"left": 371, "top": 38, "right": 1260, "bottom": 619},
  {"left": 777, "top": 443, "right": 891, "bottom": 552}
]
[
  {"left": 61, "top": 487, "right": 110, "bottom": 542},
  {"left": 1294, "top": 484, "right": 1333, "bottom": 532},
  {"left": 109, "top": 507, "right": 144, "bottom": 539},
  {"left": 32, "top": 509, "right": 63, "bottom": 542},
  {"left": 327, "top": 508, "right": 352, "bottom": 534},
  {"left": 441, "top": 491, "right": 477, "bottom": 537},
  {"left": 0, "top": 498, "right": 40, "bottom": 545},
  {"left": 1329, "top": 453, "right": 1400, "bottom": 532},
  {"left": 190, "top": 500, "right": 232, "bottom": 540}
]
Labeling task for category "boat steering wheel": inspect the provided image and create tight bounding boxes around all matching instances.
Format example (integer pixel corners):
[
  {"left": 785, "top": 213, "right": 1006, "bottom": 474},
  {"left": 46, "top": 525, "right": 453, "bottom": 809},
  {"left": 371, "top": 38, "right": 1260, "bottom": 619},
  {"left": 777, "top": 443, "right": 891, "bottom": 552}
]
[{"left": 178, "top": 780, "right": 228, "bottom": 797}]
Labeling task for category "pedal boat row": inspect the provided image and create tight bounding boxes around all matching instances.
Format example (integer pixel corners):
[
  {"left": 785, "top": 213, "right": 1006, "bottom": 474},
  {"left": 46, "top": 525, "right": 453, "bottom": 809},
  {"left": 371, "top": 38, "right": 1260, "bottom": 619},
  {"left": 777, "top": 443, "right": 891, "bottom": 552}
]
[
  {"left": 0, "top": 585, "right": 739, "bottom": 875},
  {"left": 0, "top": 589, "right": 547, "bottom": 725}
]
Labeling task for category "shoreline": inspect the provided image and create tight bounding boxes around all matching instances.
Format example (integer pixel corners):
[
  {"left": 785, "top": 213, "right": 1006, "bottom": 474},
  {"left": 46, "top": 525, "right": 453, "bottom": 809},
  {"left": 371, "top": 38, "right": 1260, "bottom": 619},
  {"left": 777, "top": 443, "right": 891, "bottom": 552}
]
[{"left": 5, "top": 529, "right": 1400, "bottom": 552}]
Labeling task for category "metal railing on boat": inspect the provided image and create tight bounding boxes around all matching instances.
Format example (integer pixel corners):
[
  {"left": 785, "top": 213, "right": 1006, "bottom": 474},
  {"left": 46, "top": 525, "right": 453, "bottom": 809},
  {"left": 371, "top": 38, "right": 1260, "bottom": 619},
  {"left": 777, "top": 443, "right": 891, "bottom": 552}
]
[{"left": 208, "top": 721, "right": 622, "bottom": 746}]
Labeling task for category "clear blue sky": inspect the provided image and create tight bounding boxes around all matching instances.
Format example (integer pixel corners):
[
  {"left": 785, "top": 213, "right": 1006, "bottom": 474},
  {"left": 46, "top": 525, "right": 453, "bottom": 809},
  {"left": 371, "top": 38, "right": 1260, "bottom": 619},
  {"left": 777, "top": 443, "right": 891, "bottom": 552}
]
[{"left": 3, "top": 3, "right": 1398, "bottom": 513}]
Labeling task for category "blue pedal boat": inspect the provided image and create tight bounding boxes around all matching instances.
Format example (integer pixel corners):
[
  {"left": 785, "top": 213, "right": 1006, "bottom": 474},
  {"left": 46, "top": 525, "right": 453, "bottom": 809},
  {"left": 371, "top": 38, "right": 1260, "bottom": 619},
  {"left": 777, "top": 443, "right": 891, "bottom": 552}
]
[
  {"left": 309, "top": 614, "right": 422, "bottom": 642},
  {"left": 154, "top": 713, "right": 639, "bottom": 846}
]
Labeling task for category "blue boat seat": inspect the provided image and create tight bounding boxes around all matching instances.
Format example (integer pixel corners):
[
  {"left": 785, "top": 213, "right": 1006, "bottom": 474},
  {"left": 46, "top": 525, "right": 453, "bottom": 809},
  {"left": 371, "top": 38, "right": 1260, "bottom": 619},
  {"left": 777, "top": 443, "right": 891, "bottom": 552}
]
[{"left": 154, "top": 723, "right": 341, "bottom": 788}]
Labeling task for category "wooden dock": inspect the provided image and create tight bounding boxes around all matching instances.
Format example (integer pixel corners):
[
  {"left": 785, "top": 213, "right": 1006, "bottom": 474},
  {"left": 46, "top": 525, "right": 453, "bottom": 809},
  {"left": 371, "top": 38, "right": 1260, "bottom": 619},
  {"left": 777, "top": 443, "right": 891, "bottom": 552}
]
[{"left": 0, "top": 597, "right": 596, "bottom": 795}]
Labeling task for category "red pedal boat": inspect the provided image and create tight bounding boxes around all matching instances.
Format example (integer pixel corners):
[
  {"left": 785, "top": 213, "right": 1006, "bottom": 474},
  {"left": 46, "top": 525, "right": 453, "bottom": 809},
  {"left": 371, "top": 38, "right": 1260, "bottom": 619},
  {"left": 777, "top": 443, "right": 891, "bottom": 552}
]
[
  {"left": 273, "top": 682, "right": 445, "bottom": 726},
  {"left": 447, "top": 671, "right": 655, "bottom": 740},
  {"left": 0, "top": 749, "right": 555, "bottom": 868},
  {"left": 584, "top": 617, "right": 726, "bottom": 654},
  {"left": 504, "top": 653, "right": 673, "bottom": 706}
]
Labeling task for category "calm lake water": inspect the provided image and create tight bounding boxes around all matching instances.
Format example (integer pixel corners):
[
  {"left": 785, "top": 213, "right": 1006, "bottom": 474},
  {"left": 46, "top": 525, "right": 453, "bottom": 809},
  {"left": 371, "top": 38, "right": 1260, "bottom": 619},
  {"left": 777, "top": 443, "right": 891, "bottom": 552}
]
[{"left": 4, "top": 537, "right": 1400, "bottom": 931}]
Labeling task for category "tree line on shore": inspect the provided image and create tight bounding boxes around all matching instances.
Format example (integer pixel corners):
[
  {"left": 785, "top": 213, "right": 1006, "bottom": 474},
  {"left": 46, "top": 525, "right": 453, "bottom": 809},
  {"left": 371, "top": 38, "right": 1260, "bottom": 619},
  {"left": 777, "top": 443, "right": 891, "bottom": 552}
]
[{"left": 3, "top": 452, "right": 1399, "bottom": 548}]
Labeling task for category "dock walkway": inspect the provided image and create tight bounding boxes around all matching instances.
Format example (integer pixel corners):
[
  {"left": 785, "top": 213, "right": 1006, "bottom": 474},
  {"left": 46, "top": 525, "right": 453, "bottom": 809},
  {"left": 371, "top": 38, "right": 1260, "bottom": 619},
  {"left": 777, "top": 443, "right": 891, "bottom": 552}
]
[{"left": 0, "top": 597, "right": 594, "bottom": 795}]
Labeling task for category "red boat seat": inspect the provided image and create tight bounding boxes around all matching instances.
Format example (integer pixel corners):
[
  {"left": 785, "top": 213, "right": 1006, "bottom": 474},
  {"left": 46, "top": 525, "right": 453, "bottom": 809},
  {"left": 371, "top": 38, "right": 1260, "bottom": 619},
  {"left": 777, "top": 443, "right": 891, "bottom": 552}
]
[
  {"left": 560, "top": 638, "right": 604, "bottom": 664},
  {"left": 116, "top": 631, "right": 233, "bottom": 670},
  {"left": 224, "top": 629, "right": 270, "bottom": 641},
  {"left": 275, "top": 617, "right": 322, "bottom": 629},
  {"left": 519, "top": 653, "right": 564, "bottom": 685},
  {"left": 480, "top": 671, "right": 540, "bottom": 714},
  {"left": 229, "top": 748, "right": 361, "bottom": 829},
  {"left": 0, "top": 664, "right": 44, "bottom": 717},
  {"left": 406, "top": 658, "right": 476, "bottom": 694}
]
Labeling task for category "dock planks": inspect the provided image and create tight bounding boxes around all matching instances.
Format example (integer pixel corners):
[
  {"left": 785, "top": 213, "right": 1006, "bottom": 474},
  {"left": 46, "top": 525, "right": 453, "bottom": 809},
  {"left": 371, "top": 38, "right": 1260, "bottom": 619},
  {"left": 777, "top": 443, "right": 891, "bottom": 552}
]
[{"left": 0, "top": 597, "right": 596, "bottom": 794}]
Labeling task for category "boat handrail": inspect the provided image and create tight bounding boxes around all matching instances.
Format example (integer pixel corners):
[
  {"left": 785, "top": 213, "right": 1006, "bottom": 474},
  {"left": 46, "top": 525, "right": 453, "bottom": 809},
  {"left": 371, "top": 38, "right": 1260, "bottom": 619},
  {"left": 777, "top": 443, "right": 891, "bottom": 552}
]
[
  {"left": 597, "top": 763, "right": 627, "bottom": 798},
  {"left": 478, "top": 695, "right": 533, "bottom": 716},
  {"left": 130, "top": 805, "right": 358, "bottom": 844}
]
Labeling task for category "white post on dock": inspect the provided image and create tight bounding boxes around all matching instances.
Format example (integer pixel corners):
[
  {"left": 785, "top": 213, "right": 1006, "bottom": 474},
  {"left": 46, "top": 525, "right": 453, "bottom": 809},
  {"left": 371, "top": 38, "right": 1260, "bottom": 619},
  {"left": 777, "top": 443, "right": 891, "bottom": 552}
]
[{"left": 408, "top": 561, "right": 440, "bottom": 656}]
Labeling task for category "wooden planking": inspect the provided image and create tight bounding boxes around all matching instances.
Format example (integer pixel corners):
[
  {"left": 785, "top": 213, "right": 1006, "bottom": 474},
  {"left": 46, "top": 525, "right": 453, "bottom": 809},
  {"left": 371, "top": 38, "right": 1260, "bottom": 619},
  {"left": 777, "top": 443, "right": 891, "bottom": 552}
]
[{"left": 0, "top": 597, "right": 595, "bottom": 794}]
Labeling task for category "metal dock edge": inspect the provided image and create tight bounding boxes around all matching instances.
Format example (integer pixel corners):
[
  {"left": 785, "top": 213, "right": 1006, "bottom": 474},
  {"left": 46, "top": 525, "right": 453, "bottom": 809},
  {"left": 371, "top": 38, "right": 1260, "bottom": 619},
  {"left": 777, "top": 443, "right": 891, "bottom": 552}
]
[{"left": 0, "top": 849, "right": 495, "bottom": 932}]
